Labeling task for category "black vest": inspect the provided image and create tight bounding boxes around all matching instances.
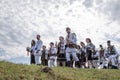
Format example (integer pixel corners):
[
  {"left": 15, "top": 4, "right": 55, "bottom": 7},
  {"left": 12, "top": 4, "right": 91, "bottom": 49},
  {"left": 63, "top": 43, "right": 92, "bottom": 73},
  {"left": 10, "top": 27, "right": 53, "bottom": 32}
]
[{"left": 109, "top": 46, "right": 116, "bottom": 55}]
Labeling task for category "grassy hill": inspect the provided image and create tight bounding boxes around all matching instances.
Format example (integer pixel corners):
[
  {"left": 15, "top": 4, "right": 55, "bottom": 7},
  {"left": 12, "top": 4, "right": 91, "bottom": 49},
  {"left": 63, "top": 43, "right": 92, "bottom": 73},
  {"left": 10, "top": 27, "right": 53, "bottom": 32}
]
[{"left": 0, "top": 61, "right": 120, "bottom": 80}]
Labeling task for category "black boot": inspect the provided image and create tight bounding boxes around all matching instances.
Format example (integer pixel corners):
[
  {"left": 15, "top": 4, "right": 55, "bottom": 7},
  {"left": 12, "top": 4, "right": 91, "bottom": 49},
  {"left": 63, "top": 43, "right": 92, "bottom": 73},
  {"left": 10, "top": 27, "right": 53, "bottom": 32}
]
[
  {"left": 112, "top": 65, "right": 118, "bottom": 69},
  {"left": 67, "top": 61, "right": 71, "bottom": 67},
  {"left": 75, "top": 61, "right": 81, "bottom": 68},
  {"left": 103, "top": 66, "right": 107, "bottom": 69}
]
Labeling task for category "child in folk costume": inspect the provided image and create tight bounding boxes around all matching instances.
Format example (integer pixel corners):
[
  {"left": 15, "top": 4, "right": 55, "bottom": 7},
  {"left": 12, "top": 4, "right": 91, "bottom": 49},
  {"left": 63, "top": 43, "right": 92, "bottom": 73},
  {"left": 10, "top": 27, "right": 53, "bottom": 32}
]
[
  {"left": 99, "top": 45, "right": 105, "bottom": 64},
  {"left": 76, "top": 45, "right": 81, "bottom": 63},
  {"left": 57, "top": 36, "right": 66, "bottom": 66},
  {"left": 75, "top": 45, "right": 81, "bottom": 68},
  {"left": 97, "top": 45, "right": 108, "bottom": 69},
  {"left": 26, "top": 40, "right": 36, "bottom": 64},
  {"left": 35, "top": 35, "right": 43, "bottom": 65},
  {"left": 86, "top": 38, "right": 95, "bottom": 68},
  {"left": 48, "top": 42, "right": 57, "bottom": 67},
  {"left": 80, "top": 42, "right": 87, "bottom": 68},
  {"left": 92, "top": 50, "right": 99, "bottom": 68},
  {"left": 65, "top": 27, "right": 80, "bottom": 68},
  {"left": 41, "top": 45, "right": 49, "bottom": 66}
]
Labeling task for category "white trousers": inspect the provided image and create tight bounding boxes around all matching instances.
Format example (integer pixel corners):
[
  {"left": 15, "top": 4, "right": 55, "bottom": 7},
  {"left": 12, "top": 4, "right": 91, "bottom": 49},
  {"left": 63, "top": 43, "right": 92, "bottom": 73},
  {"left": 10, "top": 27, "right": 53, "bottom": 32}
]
[
  {"left": 109, "top": 55, "right": 117, "bottom": 66},
  {"left": 35, "top": 50, "right": 42, "bottom": 65},
  {"left": 35, "top": 56, "right": 41, "bottom": 65},
  {"left": 103, "top": 58, "right": 109, "bottom": 67},
  {"left": 48, "top": 56, "right": 57, "bottom": 67},
  {"left": 66, "top": 48, "right": 79, "bottom": 61},
  {"left": 118, "top": 56, "right": 120, "bottom": 64}
]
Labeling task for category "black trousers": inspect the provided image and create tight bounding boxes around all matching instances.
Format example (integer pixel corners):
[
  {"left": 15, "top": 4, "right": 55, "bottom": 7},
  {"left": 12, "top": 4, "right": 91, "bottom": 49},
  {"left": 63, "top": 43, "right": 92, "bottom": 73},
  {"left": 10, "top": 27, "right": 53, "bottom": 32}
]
[
  {"left": 42, "top": 59, "right": 48, "bottom": 66},
  {"left": 30, "top": 55, "right": 35, "bottom": 64}
]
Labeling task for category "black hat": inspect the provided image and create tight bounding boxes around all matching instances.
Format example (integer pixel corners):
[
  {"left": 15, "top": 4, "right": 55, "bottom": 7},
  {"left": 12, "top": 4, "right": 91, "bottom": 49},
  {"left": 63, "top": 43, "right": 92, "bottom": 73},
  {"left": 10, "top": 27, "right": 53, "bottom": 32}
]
[
  {"left": 66, "top": 27, "right": 70, "bottom": 30},
  {"left": 107, "top": 40, "right": 111, "bottom": 43},
  {"left": 99, "top": 45, "right": 102, "bottom": 47}
]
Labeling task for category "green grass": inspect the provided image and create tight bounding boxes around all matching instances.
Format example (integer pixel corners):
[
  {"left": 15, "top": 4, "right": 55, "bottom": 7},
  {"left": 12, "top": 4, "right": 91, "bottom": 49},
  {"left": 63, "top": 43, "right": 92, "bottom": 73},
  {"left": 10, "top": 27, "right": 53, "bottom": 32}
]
[{"left": 0, "top": 61, "right": 120, "bottom": 80}]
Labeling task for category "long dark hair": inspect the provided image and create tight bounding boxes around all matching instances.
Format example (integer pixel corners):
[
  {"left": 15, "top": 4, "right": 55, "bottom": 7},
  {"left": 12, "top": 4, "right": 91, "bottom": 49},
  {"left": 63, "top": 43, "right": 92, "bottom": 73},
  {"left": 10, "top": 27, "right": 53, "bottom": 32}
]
[
  {"left": 31, "top": 40, "right": 36, "bottom": 47},
  {"left": 86, "top": 38, "right": 91, "bottom": 43}
]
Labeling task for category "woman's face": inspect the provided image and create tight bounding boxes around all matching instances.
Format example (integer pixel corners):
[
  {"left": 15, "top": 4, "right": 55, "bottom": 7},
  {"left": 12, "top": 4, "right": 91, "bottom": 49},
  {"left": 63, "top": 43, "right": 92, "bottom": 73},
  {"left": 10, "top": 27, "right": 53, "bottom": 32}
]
[
  {"left": 32, "top": 40, "right": 35, "bottom": 45},
  {"left": 86, "top": 39, "right": 90, "bottom": 43}
]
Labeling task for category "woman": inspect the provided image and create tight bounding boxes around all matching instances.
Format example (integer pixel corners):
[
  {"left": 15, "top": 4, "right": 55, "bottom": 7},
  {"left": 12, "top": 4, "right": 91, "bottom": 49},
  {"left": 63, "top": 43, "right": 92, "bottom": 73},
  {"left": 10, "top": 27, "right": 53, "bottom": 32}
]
[
  {"left": 86, "top": 38, "right": 95, "bottom": 68},
  {"left": 26, "top": 40, "right": 36, "bottom": 64},
  {"left": 57, "top": 36, "right": 66, "bottom": 67}
]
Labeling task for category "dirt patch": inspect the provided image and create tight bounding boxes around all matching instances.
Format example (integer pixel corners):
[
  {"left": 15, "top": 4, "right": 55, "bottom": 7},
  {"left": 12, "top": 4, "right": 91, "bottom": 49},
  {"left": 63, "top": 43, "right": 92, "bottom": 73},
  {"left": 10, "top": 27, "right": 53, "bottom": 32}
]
[{"left": 41, "top": 67, "right": 53, "bottom": 74}]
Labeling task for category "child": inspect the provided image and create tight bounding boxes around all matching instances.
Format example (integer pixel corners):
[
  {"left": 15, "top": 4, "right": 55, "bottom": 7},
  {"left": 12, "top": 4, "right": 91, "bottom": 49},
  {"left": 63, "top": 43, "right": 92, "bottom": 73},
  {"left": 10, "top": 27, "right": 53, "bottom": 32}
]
[
  {"left": 48, "top": 42, "right": 57, "bottom": 67},
  {"left": 41, "top": 45, "right": 49, "bottom": 66}
]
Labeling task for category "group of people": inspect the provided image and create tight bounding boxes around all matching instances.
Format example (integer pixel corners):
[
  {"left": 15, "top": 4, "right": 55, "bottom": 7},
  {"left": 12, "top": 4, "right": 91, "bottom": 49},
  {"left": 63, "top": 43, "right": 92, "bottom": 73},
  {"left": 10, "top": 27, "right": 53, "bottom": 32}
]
[{"left": 26, "top": 27, "right": 120, "bottom": 69}]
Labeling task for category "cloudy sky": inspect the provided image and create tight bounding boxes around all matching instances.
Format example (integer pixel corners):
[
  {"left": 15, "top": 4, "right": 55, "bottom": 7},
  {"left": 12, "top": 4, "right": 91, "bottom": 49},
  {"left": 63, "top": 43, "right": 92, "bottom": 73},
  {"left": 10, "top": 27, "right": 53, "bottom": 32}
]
[{"left": 0, "top": 0, "right": 120, "bottom": 64}]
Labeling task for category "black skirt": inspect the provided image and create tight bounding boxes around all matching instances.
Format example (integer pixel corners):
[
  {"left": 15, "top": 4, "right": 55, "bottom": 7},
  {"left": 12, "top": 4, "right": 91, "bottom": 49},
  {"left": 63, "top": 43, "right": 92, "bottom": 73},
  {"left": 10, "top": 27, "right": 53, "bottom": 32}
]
[
  {"left": 57, "top": 53, "right": 66, "bottom": 62},
  {"left": 87, "top": 52, "right": 92, "bottom": 60},
  {"left": 30, "top": 54, "right": 35, "bottom": 64},
  {"left": 81, "top": 52, "right": 86, "bottom": 62}
]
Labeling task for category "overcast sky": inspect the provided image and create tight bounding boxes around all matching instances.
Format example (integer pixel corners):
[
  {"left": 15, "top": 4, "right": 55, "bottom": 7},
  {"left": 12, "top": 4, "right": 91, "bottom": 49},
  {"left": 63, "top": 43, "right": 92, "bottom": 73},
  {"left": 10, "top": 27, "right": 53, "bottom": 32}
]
[{"left": 0, "top": 0, "right": 120, "bottom": 64}]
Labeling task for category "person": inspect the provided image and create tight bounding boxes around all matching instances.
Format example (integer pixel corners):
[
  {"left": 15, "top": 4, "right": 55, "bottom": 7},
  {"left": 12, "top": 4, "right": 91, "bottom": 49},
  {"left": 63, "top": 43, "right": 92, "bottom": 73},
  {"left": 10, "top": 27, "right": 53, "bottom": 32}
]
[
  {"left": 118, "top": 54, "right": 120, "bottom": 69},
  {"left": 80, "top": 42, "right": 87, "bottom": 68},
  {"left": 48, "top": 42, "right": 57, "bottom": 67},
  {"left": 92, "top": 50, "right": 99, "bottom": 68},
  {"left": 35, "top": 35, "right": 43, "bottom": 65},
  {"left": 26, "top": 40, "right": 36, "bottom": 64},
  {"left": 65, "top": 27, "right": 80, "bottom": 68},
  {"left": 86, "top": 38, "right": 95, "bottom": 68},
  {"left": 57, "top": 36, "right": 66, "bottom": 66},
  {"left": 41, "top": 45, "right": 48, "bottom": 66},
  {"left": 106, "top": 40, "right": 119, "bottom": 69},
  {"left": 99, "top": 45, "right": 105, "bottom": 63},
  {"left": 97, "top": 45, "right": 107, "bottom": 69},
  {"left": 76, "top": 45, "right": 81, "bottom": 64}
]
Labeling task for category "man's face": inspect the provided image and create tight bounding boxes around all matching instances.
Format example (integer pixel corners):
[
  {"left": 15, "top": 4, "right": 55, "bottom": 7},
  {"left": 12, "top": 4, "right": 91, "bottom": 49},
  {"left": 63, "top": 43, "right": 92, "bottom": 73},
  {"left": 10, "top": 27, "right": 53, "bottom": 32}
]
[
  {"left": 107, "top": 43, "right": 111, "bottom": 46},
  {"left": 37, "top": 35, "right": 40, "bottom": 40},
  {"left": 66, "top": 29, "right": 71, "bottom": 33}
]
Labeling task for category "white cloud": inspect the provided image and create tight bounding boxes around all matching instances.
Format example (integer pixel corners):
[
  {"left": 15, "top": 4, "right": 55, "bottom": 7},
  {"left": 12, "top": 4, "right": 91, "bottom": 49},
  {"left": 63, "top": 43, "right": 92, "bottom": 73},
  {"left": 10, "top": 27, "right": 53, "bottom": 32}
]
[{"left": 0, "top": 0, "right": 120, "bottom": 63}]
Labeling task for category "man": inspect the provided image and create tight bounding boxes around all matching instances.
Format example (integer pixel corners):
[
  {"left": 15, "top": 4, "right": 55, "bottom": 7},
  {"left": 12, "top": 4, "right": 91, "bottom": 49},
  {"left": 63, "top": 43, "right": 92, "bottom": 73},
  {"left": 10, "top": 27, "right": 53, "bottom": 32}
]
[
  {"left": 65, "top": 27, "right": 80, "bottom": 68},
  {"left": 48, "top": 42, "right": 57, "bottom": 67},
  {"left": 35, "top": 34, "right": 43, "bottom": 65},
  {"left": 41, "top": 45, "right": 48, "bottom": 66},
  {"left": 57, "top": 36, "right": 66, "bottom": 66},
  {"left": 118, "top": 54, "right": 120, "bottom": 69},
  {"left": 106, "top": 40, "right": 119, "bottom": 69}
]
